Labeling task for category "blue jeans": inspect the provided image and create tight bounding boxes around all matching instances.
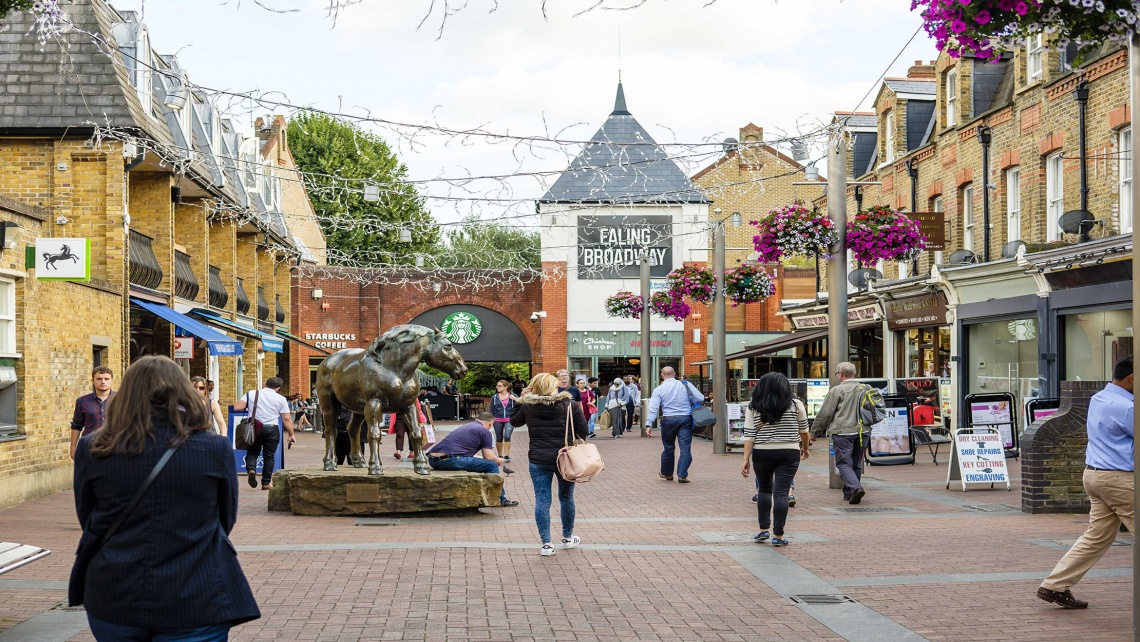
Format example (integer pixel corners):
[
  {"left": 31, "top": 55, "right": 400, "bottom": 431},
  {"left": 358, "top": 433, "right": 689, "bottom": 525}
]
[
  {"left": 529, "top": 462, "right": 575, "bottom": 543},
  {"left": 752, "top": 449, "right": 800, "bottom": 536},
  {"left": 659, "top": 416, "right": 694, "bottom": 479},
  {"left": 587, "top": 413, "right": 595, "bottom": 435},
  {"left": 428, "top": 456, "right": 507, "bottom": 503},
  {"left": 88, "top": 614, "right": 230, "bottom": 642}
]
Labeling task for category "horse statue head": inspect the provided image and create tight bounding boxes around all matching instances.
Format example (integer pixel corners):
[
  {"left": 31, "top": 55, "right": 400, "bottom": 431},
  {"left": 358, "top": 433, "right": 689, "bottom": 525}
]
[{"left": 426, "top": 325, "right": 467, "bottom": 380}]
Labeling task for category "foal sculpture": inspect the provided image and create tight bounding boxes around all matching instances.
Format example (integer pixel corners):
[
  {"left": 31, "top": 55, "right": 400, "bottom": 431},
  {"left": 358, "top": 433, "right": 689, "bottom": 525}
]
[{"left": 315, "top": 324, "right": 467, "bottom": 475}]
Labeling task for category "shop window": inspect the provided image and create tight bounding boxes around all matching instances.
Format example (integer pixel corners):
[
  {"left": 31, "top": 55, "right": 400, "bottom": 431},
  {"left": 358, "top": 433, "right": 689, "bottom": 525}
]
[
  {"left": 1064, "top": 309, "right": 1133, "bottom": 382},
  {"left": 967, "top": 318, "right": 1040, "bottom": 407},
  {"left": 569, "top": 357, "right": 592, "bottom": 379},
  {"left": 1027, "top": 34, "right": 1043, "bottom": 83},
  {"left": 945, "top": 69, "right": 957, "bottom": 127},
  {"left": 902, "top": 327, "right": 951, "bottom": 378},
  {"left": 1046, "top": 153, "right": 1063, "bottom": 241},
  {"left": 1120, "top": 128, "right": 1132, "bottom": 233},
  {"left": 0, "top": 279, "right": 14, "bottom": 355},
  {"left": 1006, "top": 168, "right": 1021, "bottom": 243},
  {"left": 961, "top": 185, "right": 975, "bottom": 252}
]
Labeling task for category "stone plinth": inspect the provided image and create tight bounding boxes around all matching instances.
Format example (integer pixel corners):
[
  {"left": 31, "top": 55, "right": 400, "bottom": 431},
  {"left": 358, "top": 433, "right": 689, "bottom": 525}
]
[{"left": 267, "top": 466, "right": 503, "bottom": 516}]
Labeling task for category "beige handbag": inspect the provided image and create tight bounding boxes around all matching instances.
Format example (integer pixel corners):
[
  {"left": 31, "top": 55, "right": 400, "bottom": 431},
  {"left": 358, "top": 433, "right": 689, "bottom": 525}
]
[{"left": 556, "top": 404, "right": 604, "bottom": 482}]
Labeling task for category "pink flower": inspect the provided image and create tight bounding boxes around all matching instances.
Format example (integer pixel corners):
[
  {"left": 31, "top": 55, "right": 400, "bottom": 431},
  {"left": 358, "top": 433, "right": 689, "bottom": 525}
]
[
  {"left": 950, "top": 19, "right": 967, "bottom": 32},
  {"left": 1014, "top": 1, "right": 1028, "bottom": 15},
  {"left": 975, "top": 10, "right": 991, "bottom": 24}
]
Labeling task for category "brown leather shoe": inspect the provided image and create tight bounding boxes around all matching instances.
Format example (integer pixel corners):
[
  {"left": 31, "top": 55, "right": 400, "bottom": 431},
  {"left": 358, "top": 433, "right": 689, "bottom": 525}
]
[
  {"left": 1037, "top": 587, "right": 1088, "bottom": 609},
  {"left": 261, "top": 483, "right": 272, "bottom": 490},
  {"left": 659, "top": 473, "right": 673, "bottom": 481}
]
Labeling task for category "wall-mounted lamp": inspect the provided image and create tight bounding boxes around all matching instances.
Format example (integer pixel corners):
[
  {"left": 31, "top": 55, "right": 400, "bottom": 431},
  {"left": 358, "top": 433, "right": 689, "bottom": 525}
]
[
  {"left": 163, "top": 79, "right": 188, "bottom": 110},
  {"left": 415, "top": 255, "right": 424, "bottom": 268},
  {"left": 0, "top": 221, "right": 25, "bottom": 251},
  {"left": 311, "top": 288, "right": 323, "bottom": 301}
]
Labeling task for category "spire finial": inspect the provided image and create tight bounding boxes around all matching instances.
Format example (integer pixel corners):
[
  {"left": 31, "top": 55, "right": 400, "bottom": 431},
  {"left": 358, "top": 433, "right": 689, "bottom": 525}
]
[{"left": 612, "top": 81, "right": 628, "bottom": 115}]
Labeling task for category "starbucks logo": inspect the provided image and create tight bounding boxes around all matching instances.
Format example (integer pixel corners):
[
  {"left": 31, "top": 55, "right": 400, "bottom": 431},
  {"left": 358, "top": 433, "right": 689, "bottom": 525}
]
[{"left": 441, "top": 311, "right": 482, "bottom": 344}]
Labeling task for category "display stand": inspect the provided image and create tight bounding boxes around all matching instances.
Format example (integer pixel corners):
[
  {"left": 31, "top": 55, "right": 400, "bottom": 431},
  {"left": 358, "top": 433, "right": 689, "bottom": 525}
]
[
  {"left": 725, "top": 402, "right": 746, "bottom": 452},
  {"left": 1025, "top": 397, "right": 1061, "bottom": 427},
  {"left": 866, "top": 395, "right": 915, "bottom": 466},
  {"left": 228, "top": 406, "right": 284, "bottom": 475},
  {"left": 964, "top": 392, "right": 1019, "bottom": 458},
  {"left": 945, "top": 427, "right": 1011, "bottom": 491}
]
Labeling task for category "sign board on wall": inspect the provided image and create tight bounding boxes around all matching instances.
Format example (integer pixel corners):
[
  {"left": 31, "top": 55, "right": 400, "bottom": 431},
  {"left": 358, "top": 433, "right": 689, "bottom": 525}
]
[
  {"left": 884, "top": 293, "right": 948, "bottom": 330},
  {"left": 790, "top": 303, "right": 881, "bottom": 330},
  {"left": 35, "top": 238, "right": 90, "bottom": 281},
  {"left": 304, "top": 332, "right": 357, "bottom": 350},
  {"left": 577, "top": 215, "right": 672, "bottom": 279},
  {"left": 173, "top": 336, "right": 194, "bottom": 359},
  {"left": 907, "top": 212, "right": 947, "bottom": 251},
  {"left": 567, "top": 331, "right": 683, "bottom": 357}
]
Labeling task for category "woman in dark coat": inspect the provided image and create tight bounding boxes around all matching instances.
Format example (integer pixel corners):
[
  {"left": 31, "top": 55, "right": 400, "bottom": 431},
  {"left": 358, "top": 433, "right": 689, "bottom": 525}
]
[
  {"left": 510, "top": 372, "right": 588, "bottom": 556},
  {"left": 71, "top": 355, "right": 260, "bottom": 641}
]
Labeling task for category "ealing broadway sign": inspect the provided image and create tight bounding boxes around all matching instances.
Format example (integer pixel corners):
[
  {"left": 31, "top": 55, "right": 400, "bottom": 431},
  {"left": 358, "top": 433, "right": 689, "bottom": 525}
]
[
  {"left": 577, "top": 215, "right": 672, "bottom": 279},
  {"left": 440, "top": 311, "right": 482, "bottom": 344}
]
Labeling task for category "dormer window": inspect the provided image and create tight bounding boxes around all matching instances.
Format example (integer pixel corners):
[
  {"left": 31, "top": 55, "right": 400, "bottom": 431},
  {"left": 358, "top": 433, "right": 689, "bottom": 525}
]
[
  {"left": 133, "top": 30, "right": 152, "bottom": 115},
  {"left": 1027, "top": 34, "right": 1043, "bottom": 83},
  {"left": 945, "top": 68, "right": 957, "bottom": 127},
  {"left": 884, "top": 110, "right": 896, "bottom": 162}
]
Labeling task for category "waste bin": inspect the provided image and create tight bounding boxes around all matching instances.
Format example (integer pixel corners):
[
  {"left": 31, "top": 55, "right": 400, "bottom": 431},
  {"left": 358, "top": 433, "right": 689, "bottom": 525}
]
[{"left": 828, "top": 437, "right": 841, "bottom": 489}]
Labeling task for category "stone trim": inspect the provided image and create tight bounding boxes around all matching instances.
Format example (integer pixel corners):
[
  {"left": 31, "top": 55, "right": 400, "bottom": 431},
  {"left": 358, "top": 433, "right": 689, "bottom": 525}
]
[
  {"left": 1045, "top": 50, "right": 1127, "bottom": 101},
  {"left": 0, "top": 195, "right": 48, "bottom": 222},
  {"left": 999, "top": 149, "right": 1021, "bottom": 170},
  {"left": 1038, "top": 131, "right": 1065, "bottom": 156},
  {"left": 1108, "top": 105, "right": 1131, "bottom": 131}
]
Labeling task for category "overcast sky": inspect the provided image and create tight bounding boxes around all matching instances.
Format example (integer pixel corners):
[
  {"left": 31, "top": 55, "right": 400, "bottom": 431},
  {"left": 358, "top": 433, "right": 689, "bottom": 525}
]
[{"left": 115, "top": 0, "right": 937, "bottom": 224}]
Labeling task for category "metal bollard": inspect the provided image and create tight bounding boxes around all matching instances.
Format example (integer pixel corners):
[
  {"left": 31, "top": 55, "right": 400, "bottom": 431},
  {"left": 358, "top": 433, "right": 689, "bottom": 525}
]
[{"left": 828, "top": 437, "right": 841, "bottom": 489}]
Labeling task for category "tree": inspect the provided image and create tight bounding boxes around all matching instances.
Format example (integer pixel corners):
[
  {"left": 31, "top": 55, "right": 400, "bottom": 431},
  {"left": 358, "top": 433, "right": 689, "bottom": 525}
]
[
  {"left": 0, "top": 1, "right": 34, "bottom": 17},
  {"left": 287, "top": 113, "right": 438, "bottom": 265},
  {"left": 442, "top": 216, "right": 541, "bottom": 269}
]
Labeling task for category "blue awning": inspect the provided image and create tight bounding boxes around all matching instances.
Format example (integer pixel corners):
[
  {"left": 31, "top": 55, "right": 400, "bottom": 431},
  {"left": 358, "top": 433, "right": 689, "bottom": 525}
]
[
  {"left": 189, "top": 309, "right": 284, "bottom": 353},
  {"left": 129, "top": 299, "right": 243, "bottom": 357}
]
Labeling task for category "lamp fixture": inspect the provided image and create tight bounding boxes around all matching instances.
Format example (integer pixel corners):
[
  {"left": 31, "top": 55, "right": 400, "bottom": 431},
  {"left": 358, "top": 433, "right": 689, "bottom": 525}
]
[
  {"left": 163, "top": 76, "right": 188, "bottom": 110},
  {"left": 432, "top": 283, "right": 442, "bottom": 293},
  {"left": 363, "top": 185, "right": 380, "bottom": 202},
  {"left": 0, "top": 221, "right": 24, "bottom": 251},
  {"left": 398, "top": 228, "right": 413, "bottom": 243},
  {"left": 730, "top": 212, "right": 742, "bottom": 227},
  {"left": 415, "top": 255, "right": 424, "bottom": 268}
]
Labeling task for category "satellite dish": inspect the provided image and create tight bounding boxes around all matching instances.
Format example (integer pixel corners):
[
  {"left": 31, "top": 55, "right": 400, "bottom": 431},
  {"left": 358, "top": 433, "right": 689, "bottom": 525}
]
[
  {"left": 722, "top": 137, "right": 739, "bottom": 155},
  {"left": 1000, "top": 240, "right": 1026, "bottom": 259},
  {"left": 948, "top": 249, "right": 977, "bottom": 265},
  {"left": 1057, "top": 209, "right": 1102, "bottom": 243},
  {"left": 848, "top": 267, "right": 882, "bottom": 290}
]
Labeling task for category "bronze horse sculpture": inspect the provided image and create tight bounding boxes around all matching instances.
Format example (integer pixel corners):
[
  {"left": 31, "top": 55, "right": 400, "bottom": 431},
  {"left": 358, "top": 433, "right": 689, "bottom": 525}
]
[{"left": 316, "top": 324, "right": 467, "bottom": 475}]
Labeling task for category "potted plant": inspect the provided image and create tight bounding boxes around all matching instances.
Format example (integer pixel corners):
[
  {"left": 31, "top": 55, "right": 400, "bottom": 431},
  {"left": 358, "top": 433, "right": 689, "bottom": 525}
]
[
  {"left": 846, "top": 205, "right": 927, "bottom": 265},
  {"left": 724, "top": 264, "right": 776, "bottom": 306},
  {"left": 604, "top": 291, "right": 645, "bottom": 319},
  {"left": 751, "top": 203, "right": 838, "bottom": 263},
  {"left": 665, "top": 265, "right": 716, "bottom": 304},
  {"left": 649, "top": 291, "right": 691, "bottom": 321}
]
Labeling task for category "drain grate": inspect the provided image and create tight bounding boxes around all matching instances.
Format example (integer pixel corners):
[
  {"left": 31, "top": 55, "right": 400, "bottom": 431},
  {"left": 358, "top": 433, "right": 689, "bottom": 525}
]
[
  {"left": 830, "top": 507, "right": 909, "bottom": 514},
  {"left": 788, "top": 594, "right": 857, "bottom": 605},
  {"left": 48, "top": 600, "right": 84, "bottom": 612},
  {"left": 354, "top": 517, "right": 400, "bottom": 526},
  {"left": 962, "top": 504, "right": 1021, "bottom": 513}
]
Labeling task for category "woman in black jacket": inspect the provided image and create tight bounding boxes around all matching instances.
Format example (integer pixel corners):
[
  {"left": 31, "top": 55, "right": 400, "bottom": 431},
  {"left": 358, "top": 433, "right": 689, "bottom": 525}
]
[
  {"left": 71, "top": 356, "right": 260, "bottom": 640},
  {"left": 510, "top": 372, "right": 588, "bottom": 556}
]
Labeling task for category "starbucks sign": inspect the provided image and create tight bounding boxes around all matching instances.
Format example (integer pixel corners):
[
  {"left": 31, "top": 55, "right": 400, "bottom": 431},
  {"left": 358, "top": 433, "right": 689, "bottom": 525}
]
[{"left": 441, "top": 311, "right": 482, "bottom": 343}]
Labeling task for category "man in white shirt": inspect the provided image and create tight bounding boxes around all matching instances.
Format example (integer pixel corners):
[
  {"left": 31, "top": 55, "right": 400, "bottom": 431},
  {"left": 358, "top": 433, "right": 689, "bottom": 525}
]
[{"left": 233, "top": 376, "right": 295, "bottom": 490}]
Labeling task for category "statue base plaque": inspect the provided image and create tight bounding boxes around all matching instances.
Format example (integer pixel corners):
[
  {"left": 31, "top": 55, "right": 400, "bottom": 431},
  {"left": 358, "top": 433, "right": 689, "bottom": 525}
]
[{"left": 267, "top": 466, "right": 505, "bottom": 516}]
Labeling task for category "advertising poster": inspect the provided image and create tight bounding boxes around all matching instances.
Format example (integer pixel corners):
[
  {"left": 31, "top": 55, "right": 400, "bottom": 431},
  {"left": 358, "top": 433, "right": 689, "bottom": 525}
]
[
  {"left": 173, "top": 336, "right": 194, "bottom": 359},
  {"left": 805, "top": 380, "right": 829, "bottom": 418},
  {"left": 939, "top": 379, "right": 952, "bottom": 419},
  {"left": 954, "top": 431, "right": 1009, "bottom": 484},
  {"left": 971, "top": 400, "right": 1014, "bottom": 448},
  {"left": 896, "top": 378, "right": 939, "bottom": 425},
  {"left": 870, "top": 407, "right": 911, "bottom": 456}
]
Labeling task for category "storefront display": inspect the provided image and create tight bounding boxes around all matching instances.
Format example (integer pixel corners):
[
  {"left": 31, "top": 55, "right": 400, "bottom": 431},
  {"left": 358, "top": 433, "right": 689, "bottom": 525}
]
[
  {"left": 1062, "top": 308, "right": 1133, "bottom": 382},
  {"left": 966, "top": 317, "right": 1040, "bottom": 428}
]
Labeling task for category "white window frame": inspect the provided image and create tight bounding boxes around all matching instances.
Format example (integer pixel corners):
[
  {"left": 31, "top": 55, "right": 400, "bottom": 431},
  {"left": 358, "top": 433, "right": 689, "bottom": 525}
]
[
  {"left": 962, "top": 185, "right": 975, "bottom": 252},
  {"left": 932, "top": 196, "right": 944, "bottom": 264},
  {"left": 0, "top": 278, "right": 16, "bottom": 356},
  {"left": 946, "top": 69, "right": 958, "bottom": 127},
  {"left": 1006, "top": 167, "right": 1021, "bottom": 242},
  {"left": 1027, "top": 34, "right": 1043, "bottom": 83},
  {"left": 134, "top": 30, "right": 152, "bottom": 116},
  {"left": 884, "top": 110, "right": 896, "bottom": 162},
  {"left": 1046, "top": 153, "right": 1064, "bottom": 241},
  {"left": 1121, "top": 127, "right": 1133, "bottom": 233}
]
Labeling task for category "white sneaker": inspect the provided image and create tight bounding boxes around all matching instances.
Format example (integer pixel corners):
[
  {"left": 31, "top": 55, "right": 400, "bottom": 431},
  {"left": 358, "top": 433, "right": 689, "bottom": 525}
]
[
  {"left": 560, "top": 535, "right": 581, "bottom": 550},
  {"left": 540, "top": 543, "right": 556, "bottom": 556}
]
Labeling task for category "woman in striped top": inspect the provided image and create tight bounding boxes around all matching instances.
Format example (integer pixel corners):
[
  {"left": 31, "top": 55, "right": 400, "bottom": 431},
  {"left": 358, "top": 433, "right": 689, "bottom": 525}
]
[{"left": 740, "top": 373, "right": 810, "bottom": 546}]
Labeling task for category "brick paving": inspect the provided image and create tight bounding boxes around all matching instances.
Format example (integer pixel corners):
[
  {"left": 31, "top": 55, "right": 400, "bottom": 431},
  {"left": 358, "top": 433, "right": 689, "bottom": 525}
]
[{"left": 0, "top": 427, "right": 1132, "bottom": 641}]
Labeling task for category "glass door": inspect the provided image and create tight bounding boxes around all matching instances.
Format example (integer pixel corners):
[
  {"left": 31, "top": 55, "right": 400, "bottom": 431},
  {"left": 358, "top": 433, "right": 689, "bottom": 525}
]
[
  {"left": 1063, "top": 308, "right": 1134, "bottom": 381},
  {"left": 967, "top": 317, "right": 1041, "bottom": 417}
]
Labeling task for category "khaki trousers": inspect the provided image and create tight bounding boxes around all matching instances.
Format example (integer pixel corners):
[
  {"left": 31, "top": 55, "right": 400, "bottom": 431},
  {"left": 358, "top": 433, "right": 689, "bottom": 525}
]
[{"left": 1041, "top": 468, "right": 1135, "bottom": 591}]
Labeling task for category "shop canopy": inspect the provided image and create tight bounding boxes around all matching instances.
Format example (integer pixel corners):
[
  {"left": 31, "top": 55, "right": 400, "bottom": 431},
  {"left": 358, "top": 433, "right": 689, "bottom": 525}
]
[
  {"left": 189, "top": 309, "right": 284, "bottom": 353},
  {"left": 690, "top": 323, "right": 883, "bottom": 366},
  {"left": 130, "top": 298, "right": 243, "bottom": 356},
  {"left": 276, "top": 330, "right": 332, "bottom": 356}
]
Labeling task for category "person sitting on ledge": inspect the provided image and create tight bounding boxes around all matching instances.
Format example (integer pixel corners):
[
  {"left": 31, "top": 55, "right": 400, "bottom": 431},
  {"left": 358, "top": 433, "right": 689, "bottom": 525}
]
[{"left": 426, "top": 411, "right": 519, "bottom": 507}]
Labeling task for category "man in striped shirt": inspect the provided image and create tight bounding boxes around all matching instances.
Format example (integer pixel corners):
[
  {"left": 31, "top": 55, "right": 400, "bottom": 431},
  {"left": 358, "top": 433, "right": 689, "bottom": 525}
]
[{"left": 645, "top": 367, "right": 706, "bottom": 483}]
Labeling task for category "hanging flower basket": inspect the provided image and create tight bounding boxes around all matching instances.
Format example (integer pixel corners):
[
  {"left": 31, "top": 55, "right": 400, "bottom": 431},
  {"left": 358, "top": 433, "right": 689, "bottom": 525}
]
[
  {"left": 912, "top": 0, "right": 1140, "bottom": 62},
  {"left": 751, "top": 203, "right": 838, "bottom": 263},
  {"left": 724, "top": 264, "right": 776, "bottom": 307},
  {"left": 665, "top": 265, "right": 716, "bottom": 304},
  {"left": 604, "top": 291, "right": 644, "bottom": 319},
  {"left": 649, "top": 291, "right": 691, "bottom": 321},
  {"left": 846, "top": 205, "right": 927, "bottom": 265}
]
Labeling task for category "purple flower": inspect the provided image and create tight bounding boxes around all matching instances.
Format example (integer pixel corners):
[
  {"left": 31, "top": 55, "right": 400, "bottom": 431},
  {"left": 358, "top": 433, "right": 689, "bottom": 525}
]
[
  {"left": 975, "top": 10, "right": 991, "bottom": 24},
  {"left": 950, "top": 19, "right": 968, "bottom": 32}
]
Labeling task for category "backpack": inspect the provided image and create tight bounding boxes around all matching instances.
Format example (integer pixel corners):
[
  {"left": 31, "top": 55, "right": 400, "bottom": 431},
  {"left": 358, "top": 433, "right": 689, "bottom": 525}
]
[{"left": 856, "top": 384, "right": 887, "bottom": 430}]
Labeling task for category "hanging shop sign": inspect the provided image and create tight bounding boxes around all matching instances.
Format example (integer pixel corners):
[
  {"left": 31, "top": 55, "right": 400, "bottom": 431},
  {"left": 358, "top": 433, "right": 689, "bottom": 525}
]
[
  {"left": 577, "top": 215, "right": 672, "bottom": 279},
  {"left": 304, "top": 332, "right": 357, "bottom": 350},
  {"left": 174, "top": 336, "right": 194, "bottom": 359},
  {"left": 440, "top": 311, "right": 482, "bottom": 344},
  {"left": 35, "top": 238, "right": 90, "bottom": 281},
  {"left": 567, "top": 331, "right": 683, "bottom": 357},
  {"left": 907, "top": 212, "right": 946, "bottom": 251},
  {"left": 790, "top": 303, "right": 881, "bottom": 330},
  {"left": 885, "top": 292, "right": 948, "bottom": 330}
]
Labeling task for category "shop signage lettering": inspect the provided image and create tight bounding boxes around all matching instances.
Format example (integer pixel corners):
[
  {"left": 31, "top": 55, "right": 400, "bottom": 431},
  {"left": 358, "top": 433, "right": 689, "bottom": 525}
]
[
  {"left": 577, "top": 215, "right": 672, "bottom": 280},
  {"left": 567, "top": 331, "right": 683, "bottom": 357},
  {"left": 885, "top": 293, "right": 948, "bottom": 330},
  {"left": 952, "top": 431, "right": 1010, "bottom": 484},
  {"left": 630, "top": 339, "right": 673, "bottom": 348},
  {"left": 173, "top": 336, "right": 194, "bottom": 360},
  {"left": 305, "top": 332, "right": 358, "bottom": 349},
  {"left": 791, "top": 304, "right": 881, "bottom": 329},
  {"left": 583, "top": 337, "right": 617, "bottom": 350},
  {"left": 907, "top": 212, "right": 946, "bottom": 251}
]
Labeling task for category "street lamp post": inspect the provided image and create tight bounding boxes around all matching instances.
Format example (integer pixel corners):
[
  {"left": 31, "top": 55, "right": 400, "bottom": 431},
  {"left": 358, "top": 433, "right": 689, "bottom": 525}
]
[
  {"left": 977, "top": 125, "right": 992, "bottom": 262},
  {"left": 640, "top": 248, "right": 653, "bottom": 438},
  {"left": 1129, "top": 32, "right": 1139, "bottom": 640},
  {"left": 906, "top": 158, "right": 919, "bottom": 275},
  {"left": 826, "top": 136, "right": 848, "bottom": 386},
  {"left": 712, "top": 210, "right": 727, "bottom": 454}
]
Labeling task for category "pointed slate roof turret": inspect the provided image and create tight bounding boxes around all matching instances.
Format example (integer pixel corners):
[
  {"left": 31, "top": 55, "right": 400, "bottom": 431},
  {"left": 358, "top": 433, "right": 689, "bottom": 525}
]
[{"left": 539, "top": 82, "right": 708, "bottom": 204}]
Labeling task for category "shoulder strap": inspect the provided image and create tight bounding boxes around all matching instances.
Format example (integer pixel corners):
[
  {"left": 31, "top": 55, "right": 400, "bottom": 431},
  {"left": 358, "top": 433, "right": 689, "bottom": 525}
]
[
  {"left": 251, "top": 390, "right": 261, "bottom": 418},
  {"left": 564, "top": 402, "right": 573, "bottom": 447},
  {"left": 95, "top": 445, "right": 180, "bottom": 551}
]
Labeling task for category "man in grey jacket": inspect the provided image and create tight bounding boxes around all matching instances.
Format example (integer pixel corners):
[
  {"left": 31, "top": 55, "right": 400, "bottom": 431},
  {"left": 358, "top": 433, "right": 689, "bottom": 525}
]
[{"left": 811, "top": 362, "right": 881, "bottom": 504}]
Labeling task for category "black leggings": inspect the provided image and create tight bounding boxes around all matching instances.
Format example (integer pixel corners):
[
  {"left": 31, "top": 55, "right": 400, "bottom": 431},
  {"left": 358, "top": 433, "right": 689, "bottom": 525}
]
[{"left": 752, "top": 449, "right": 800, "bottom": 536}]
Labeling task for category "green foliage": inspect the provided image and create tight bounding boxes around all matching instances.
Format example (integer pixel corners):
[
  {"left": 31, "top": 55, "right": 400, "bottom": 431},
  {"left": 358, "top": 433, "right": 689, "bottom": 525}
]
[
  {"left": 1, "top": 0, "right": 34, "bottom": 16},
  {"left": 441, "top": 216, "right": 541, "bottom": 269},
  {"left": 287, "top": 112, "right": 438, "bottom": 265},
  {"left": 459, "top": 362, "right": 531, "bottom": 396}
]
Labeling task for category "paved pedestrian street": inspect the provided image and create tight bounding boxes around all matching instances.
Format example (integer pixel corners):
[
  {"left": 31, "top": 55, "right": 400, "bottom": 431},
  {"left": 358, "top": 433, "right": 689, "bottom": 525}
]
[{"left": 0, "top": 429, "right": 1132, "bottom": 642}]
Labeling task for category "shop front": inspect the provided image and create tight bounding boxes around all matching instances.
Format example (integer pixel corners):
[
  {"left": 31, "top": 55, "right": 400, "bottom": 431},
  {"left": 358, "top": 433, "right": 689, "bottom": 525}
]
[
  {"left": 884, "top": 291, "right": 952, "bottom": 379},
  {"left": 782, "top": 301, "right": 885, "bottom": 379},
  {"left": 566, "top": 331, "right": 683, "bottom": 385}
]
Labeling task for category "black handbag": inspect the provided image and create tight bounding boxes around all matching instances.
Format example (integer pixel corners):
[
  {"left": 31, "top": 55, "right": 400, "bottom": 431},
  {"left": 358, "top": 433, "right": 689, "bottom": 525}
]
[
  {"left": 68, "top": 444, "right": 180, "bottom": 606},
  {"left": 233, "top": 391, "right": 261, "bottom": 450}
]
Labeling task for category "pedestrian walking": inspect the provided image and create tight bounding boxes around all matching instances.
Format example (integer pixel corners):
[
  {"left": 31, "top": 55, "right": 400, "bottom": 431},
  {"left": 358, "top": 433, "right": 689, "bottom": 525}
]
[
  {"left": 510, "top": 373, "right": 588, "bottom": 556},
  {"left": 427, "top": 411, "right": 519, "bottom": 507},
  {"left": 1037, "top": 356, "right": 1134, "bottom": 609},
  {"left": 623, "top": 375, "right": 639, "bottom": 434},
  {"left": 70, "top": 366, "right": 114, "bottom": 460},
  {"left": 740, "top": 373, "right": 810, "bottom": 547},
  {"left": 587, "top": 377, "right": 600, "bottom": 438},
  {"left": 604, "top": 378, "right": 629, "bottom": 438},
  {"left": 577, "top": 377, "right": 597, "bottom": 438},
  {"left": 387, "top": 397, "right": 428, "bottom": 460},
  {"left": 191, "top": 376, "right": 227, "bottom": 436},
  {"left": 810, "top": 362, "right": 884, "bottom": 504},
  {"left": 644, "top": 367, "right": 705, "bottom": 483},
  {"left": 490, "top": 379, "right": 519, "bottom": 462},
  {"left": 70, "top": 355, "right": 260, "bottom": 640},
  {"left": 233, "top": 377, "right": 295, "bottom": 490},
  {"left": 556, "top": 369, "right": 582, "bottom": 402}
]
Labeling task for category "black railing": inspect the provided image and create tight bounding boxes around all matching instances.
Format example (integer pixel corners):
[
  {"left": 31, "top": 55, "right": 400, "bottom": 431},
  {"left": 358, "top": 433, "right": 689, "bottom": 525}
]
[
  {"left": 275, "top": 294, "right": 285, "bottom": 323},
  {"left": 256, "top": 286, "right": 269, "bottom": 322},
  {"left": 128, "top": 230, "right": 162, "bottom": 290},
  {"left": 174, "top": 251, "right": 199, "bottom": 301},
  {"left": 235, "top": 278, "right": 250, "bottom": 315},
  {"left": 208, "top": 265, "right": 228, "bottom": 309}
]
